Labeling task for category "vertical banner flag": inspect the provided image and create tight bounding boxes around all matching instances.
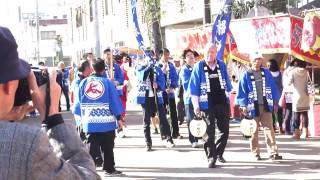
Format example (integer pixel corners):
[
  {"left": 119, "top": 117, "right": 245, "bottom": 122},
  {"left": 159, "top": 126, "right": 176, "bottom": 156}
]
[
  {"left": 131, "top": 0, "right": 154, "bottom": 64},
  {"left": 211, "top": 0, "right": 233, "bottom": 61}
]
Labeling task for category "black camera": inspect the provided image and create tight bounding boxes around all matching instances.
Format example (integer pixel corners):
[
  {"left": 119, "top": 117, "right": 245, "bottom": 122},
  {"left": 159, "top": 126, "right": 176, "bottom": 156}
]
[{"left": 14, "top": 67, "right": 49, "bottom": 106}]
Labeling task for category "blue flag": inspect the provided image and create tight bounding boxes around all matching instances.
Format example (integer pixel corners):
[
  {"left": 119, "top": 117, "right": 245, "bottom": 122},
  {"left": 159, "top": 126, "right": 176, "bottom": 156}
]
[
  {"left": 131, "top": 0, "right": 155, "bottom": 64},
  {"left": 212, "top": 0, "right": 233, "bottom": 61}
]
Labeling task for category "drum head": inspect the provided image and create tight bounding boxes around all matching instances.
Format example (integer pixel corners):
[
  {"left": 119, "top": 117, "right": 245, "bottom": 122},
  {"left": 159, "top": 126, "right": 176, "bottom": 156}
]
[
  {"left": 189, "top": 119, "right": 207, "bottom": 137},
  {"left": 240, "top": 118, "right": 257, "bottom": 137}
]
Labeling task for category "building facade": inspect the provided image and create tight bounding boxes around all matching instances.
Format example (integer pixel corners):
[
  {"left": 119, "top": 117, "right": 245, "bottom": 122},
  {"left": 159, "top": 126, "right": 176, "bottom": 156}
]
[{"left": 69, "top": 0, "right": 148, "bottom": 62}]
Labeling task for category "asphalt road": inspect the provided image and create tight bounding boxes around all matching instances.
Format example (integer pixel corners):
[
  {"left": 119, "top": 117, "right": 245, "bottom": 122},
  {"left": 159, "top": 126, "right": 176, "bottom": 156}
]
[{"left": 23, "top": 104, "right": 320, "bottom": 180}]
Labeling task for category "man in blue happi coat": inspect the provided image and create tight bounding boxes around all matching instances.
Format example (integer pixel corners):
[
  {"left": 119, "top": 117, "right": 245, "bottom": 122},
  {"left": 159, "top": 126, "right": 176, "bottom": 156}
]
[
  {"left": 78, "top": 59, "right": 124, "bottom": 176},
  {"left": 179, "top": 49, "right": 199, "bottom": 148},
  {"left": 135, "top": 55, "right": 175, "bottom": 151},
  {"left": 71, "top": 60, "right": 92, "bottom": 141},
  {"left": 103, "top": 48, "right": 124, "bottom": 96},
  {"left": 158, "top": 48, "right": 182, "bottom": 139},
  {"left": 188, "top": 44, "right": 232, "bottom": 168},
  {"left": 236, "top": 51, "right": 282, "bottom": 161}
]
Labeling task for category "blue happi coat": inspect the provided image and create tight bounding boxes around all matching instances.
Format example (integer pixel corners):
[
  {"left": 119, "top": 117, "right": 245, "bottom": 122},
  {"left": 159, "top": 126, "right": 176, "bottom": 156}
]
[
  {"left": 188, "top": 60, "right": 232, "bottom": 110},
  {"left": 236, "top": 68, "right": 280, "bottom": 117},
  {"left": 157, "top": 61, "right": 179, "bottom": 99},
  {"left": 78, "top": 74, "right": 124, "bottom": 133},
  {"left": 71, "top": 74, "right": 85, "bottom": 126},
  {"left": 134, "top": 63, "right": 165, "bottom": 104},
  {"left": 179, "top": 64, "right": 193, "bottom": 105},
  {"left": 104, "top": 63, "right": 124, "bottom": 95}
]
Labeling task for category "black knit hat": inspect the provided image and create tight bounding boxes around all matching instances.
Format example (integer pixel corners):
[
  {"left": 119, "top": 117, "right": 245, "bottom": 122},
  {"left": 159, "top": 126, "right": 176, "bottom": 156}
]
[{"left": 0, "top": 26, "right": 30, "bottom": 83}]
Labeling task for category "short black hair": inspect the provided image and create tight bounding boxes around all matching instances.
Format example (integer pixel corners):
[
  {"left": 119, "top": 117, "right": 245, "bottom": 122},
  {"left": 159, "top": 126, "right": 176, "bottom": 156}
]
[
  {"left": 103, "top": 48, "right": 111, "bottom": 54},
  {"left": 83, "top": 52, "right": 93, "bottom": 60},
  {"left": 193, "top": 51, "right": 199, "bottom": 58},
  {"left": 146, "top": 48, "right": 155, "bottom": 57},
  {"left": 78, "top": 60, "right": 90, "bottom": 72},
  {"left": 297, "top": 60, "right": 307, "bottom": 68},
  {"left": 267, "top": 59, "right": 279, "bottom": 72},
  {"left": 38, "top": 61, "right": 45, "bottom": 66},
  {"left": 159, "top": 48, "right": 170, "bottom": 57},
  {"left": 92, "top": 59, "right": 105, "bottom": 73},
  {"left": 114, "top": 54, "right": 122, "bottom": 61},
  {"left": 120, "top": 52, "right": 128, "bottom": 57},
  {"left": 181, "top": 49, "right": 194, "bottom": 59}
]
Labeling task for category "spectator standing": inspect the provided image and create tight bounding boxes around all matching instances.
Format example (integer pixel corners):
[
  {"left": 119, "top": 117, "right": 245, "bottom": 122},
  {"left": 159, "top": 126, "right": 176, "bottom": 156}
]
[
  {"left": 267, "top": 59, "right": 284, "bottom": 134},
  {"left": 57, "top": 61, "right": 71, "bottom": 111},
  {"left": 281, "top": 60, "right": 296, "bottom": 135},
  {"left": 0, "top": 26, "right": 99, "bottom": 180},
  {"left": 286, "top": 60, "right": 310, "bottom": 139}
]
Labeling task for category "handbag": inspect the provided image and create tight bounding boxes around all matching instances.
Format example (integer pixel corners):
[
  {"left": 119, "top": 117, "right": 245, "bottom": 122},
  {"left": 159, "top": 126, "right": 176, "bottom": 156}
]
[{"left": 307, "top": 73, "right": 315, "bottom": 96}]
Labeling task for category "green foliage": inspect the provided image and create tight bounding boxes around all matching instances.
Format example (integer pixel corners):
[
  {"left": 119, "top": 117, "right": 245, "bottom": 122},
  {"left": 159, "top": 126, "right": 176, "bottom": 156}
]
[
  {"left": 232, "top": 0, "right": 256, "bottom": 19},
  {"left": 288, "top": 0, "right": 301, "bottom": 7},
  {"left": 140, "top": 0, "right": 163, "bottom": 54},
  {"left": 232, "top": 0, "right": 301, "bottom": 18},
  {"left": 141, "top": 0, "right": 161, "bottom": 25}
]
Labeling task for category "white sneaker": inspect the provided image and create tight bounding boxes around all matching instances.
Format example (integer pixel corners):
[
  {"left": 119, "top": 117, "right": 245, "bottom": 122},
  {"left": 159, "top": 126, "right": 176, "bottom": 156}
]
[
  {"left": 166, "top": 140, "right": 175, "bottom": 148},
  {"left": 117, "top": 130, "right": 126, "bottom": 138},
  {"left": 192, "top": 142, "right": 199, "bottom": 148}
]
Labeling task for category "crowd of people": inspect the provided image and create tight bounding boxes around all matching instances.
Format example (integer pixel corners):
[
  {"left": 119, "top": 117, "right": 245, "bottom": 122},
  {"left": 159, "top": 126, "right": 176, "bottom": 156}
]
[{"left": 0, "top": 26, "right": 314, "bottom": 179}]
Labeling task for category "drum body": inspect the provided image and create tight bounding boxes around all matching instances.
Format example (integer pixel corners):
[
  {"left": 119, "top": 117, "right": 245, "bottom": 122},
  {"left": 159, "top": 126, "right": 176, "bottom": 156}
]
[
  {"left": 240, "top": 118, "right": 257, "bottom": 137},
  {"left": 189, "top": 117, "right": 207, "bottom": 138}
]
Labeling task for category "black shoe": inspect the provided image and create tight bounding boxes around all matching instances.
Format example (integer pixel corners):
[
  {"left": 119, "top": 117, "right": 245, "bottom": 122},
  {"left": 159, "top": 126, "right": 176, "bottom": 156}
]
[
  {"left": 179, "top": 120, "right": 184, "bottom": 125},
  {"left": 217, "top": 156, "right": 226, "bottom": 163},
  {"left": 255, "top": 155, "right": 262, "bottom": 161},
  {"left": 152, "top": 128, "right": 159, "bottom": 134},
  {"left": 172, "top": 134, "right": 183, "bottom": 139},
  {"left": 145, "top": 143, "right": 152, "bottom": 151},
  {"left": 208, "top": 159, "right": 216, "bottom": 168},
  {"left": 161, "top": 135, "right": 166, "bottom": 140},
  {"left": 269, "top": 154, "right": 282, "bottom": 160},
  {"left": 94, "top": 158, "right": 103, "bottom": 167},
  {"left": 105, "top": 170, "right": 123, "bottom": 176}
]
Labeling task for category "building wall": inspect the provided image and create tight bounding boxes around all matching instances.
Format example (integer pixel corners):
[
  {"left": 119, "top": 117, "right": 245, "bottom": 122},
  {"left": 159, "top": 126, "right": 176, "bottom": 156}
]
[
  {"left": 69, "top": 0, "right": 149, "bottom": 62},
  {"left": 161, "top": 0, "right": 204, "bottom": 27},
  {"left": 0, "top": 0, "right": 27, "bottom": 59}
]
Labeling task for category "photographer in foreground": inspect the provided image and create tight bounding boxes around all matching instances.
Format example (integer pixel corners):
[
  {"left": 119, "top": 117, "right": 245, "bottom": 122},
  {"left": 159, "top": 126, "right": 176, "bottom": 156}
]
[{"left": 0, "top": 26, "right": 100, "bottom": 179}]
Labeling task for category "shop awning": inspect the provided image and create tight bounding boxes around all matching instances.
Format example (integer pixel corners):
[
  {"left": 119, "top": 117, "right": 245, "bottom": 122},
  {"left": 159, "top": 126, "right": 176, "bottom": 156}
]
[
  {"left": 229, "top": 14, "right": 320, "bottom": 66},
  {"left": 301, "top": 10, "right": 320, "bottom": 57},
  {"left": 172, "top": 14, "right": 320, "bottom": 66}
]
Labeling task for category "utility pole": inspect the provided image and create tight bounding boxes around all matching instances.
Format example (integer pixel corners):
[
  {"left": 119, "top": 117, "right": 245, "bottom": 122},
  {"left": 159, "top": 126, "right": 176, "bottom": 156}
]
[
  {"left": 36, "top": 0, "right": 40, "bottom": 63},
  {"left": 94, "top": 0, "right": 101, "bottom": 57},
  {"left": 203, "top": 0, "right": 211, "bottom": 25}
]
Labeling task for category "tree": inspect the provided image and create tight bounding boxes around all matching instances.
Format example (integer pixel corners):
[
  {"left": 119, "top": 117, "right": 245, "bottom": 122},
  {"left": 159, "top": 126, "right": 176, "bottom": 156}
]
[
  {"left": 141, "top": 0, "right": 163, "bottom": 57},
  {"left": 232, "top": 0, "right": 256, "bottom": 19},
  {"left": 231, "top": 0, "right": 301, "bottom": 19}
]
